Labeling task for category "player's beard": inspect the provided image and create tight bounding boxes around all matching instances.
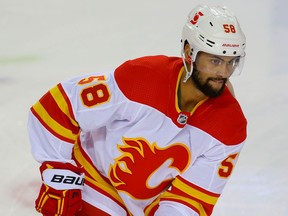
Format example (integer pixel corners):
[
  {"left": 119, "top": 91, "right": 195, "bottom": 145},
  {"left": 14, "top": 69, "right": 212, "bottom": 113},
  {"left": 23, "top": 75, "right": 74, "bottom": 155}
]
[{"left": 191, "top": 68, "right": 227, "bottom": 98}]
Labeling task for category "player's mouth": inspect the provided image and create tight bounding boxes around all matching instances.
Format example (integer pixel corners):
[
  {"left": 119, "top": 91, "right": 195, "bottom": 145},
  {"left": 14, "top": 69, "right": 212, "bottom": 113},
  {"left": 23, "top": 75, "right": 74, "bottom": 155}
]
[{"left": 209, "top": 78, "right": 226, "bottom": 85}]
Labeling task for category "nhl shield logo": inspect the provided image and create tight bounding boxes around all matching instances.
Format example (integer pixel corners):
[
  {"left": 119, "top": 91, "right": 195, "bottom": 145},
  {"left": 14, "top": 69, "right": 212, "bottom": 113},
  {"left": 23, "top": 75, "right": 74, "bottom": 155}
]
[{"left": 177, "top": 113, "right": 188, "bottom": 125}]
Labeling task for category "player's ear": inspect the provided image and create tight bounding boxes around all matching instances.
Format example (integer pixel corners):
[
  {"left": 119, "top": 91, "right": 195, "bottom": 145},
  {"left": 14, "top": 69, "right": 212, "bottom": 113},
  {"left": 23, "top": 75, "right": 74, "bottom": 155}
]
[{"left": 184, "top": 43, "right": 192, "bottom": 64}]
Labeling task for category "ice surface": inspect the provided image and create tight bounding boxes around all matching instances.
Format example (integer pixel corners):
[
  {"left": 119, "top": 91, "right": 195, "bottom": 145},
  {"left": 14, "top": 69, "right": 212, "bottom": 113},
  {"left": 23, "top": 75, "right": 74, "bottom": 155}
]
[{"left": 1, "top": 0, "right": 287, "bottom": 215}]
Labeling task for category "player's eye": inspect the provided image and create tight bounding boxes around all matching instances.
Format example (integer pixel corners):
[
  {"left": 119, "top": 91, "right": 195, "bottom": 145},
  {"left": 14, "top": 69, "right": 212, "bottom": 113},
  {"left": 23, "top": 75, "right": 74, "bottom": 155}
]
[{"left": 210, "top": 59, "right": 222, "bottom": 65}]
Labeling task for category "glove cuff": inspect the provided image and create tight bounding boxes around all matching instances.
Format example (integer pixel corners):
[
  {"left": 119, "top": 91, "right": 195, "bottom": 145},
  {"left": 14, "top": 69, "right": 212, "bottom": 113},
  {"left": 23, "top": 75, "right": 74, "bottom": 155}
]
[{"left": 42, "top": 168, "right": 84, "bottom": 190}]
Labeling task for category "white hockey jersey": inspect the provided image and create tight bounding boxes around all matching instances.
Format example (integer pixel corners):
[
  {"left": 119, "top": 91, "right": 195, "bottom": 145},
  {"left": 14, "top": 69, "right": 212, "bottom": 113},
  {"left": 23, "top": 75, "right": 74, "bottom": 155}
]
[{"left": 28, "top": 55, "right": 247, "bottom": 216}]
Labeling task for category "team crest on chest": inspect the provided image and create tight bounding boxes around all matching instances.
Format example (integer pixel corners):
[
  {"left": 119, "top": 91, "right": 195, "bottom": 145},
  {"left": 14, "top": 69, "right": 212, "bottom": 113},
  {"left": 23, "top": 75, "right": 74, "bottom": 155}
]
[{"left": 109, "top": 137, "right": 190, "bottom": 199}]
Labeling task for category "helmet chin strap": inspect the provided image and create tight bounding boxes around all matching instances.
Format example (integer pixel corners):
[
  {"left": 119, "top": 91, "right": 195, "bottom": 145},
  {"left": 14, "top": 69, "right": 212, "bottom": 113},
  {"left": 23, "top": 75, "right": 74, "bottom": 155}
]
[{"left": 181, "top": 51, "right": 193, "bottom": 83}]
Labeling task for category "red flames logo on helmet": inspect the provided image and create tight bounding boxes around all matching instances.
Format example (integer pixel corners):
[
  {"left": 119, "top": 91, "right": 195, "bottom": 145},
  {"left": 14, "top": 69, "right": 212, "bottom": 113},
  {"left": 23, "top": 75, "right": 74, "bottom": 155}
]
[
  {"left": 190, "top": 11, "right": 204, "bottom": 25},
  {"left": 109, "top": 137, "right": 190, "bottom": 199}
]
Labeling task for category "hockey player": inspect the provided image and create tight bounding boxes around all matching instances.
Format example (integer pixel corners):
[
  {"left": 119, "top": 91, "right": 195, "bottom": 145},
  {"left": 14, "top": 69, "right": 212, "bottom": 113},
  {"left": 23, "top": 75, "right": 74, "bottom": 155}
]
[{"left": 28, "top": 5, "right": 247, "bottom": 216}]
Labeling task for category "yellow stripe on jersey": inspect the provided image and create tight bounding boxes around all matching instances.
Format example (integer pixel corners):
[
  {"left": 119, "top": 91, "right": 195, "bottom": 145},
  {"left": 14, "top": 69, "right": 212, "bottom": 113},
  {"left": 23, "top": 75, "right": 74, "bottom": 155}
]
[
  {"left": 172, "top": 177, "right": 219, "bottom": 205},
  {"left": 145, "top": 176, "right": 219, "bottom": 215},
  {"left": 49, "top": 85, "right": 78, "bottom": 128},
  {"left": 32, "top": 101, "right": 77, "bottom": 142},
  {"left": 175, "top": 67, "right": 184, "bottom": 113},
  {"left": 73, "top": 141, "right": 126, "bottom": 207},
  {"left": 144, "top": 196, "right": 161, "bottom": 216},
  {"left": 160, "top": 191, "right": 208, "bottom": 216}
]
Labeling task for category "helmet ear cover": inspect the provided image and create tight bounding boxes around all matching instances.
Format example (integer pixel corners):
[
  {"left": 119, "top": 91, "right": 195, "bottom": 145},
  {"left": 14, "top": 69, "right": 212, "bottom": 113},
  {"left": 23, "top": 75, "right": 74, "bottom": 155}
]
[{"left": 181, "top": 5, "right": 246, "bottom": 80}]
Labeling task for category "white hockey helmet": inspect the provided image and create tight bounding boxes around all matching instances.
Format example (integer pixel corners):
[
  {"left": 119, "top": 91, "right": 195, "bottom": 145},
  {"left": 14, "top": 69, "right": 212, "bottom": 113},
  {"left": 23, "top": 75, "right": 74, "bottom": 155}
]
[{"left": 181, "top": 5, "right": 246, "bottom": 81}]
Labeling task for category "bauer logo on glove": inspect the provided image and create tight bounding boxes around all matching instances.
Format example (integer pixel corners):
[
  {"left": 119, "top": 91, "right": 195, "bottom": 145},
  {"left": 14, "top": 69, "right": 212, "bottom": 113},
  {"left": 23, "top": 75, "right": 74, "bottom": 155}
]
[{"left": 42, "top": 168, "right": 84, "bottom": 190}]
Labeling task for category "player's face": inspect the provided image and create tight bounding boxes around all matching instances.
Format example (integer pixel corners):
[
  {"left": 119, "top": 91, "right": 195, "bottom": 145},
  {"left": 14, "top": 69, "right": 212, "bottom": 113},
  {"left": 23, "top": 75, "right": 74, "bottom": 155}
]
[{"left": 192, "top": 52, "right": 240, "bottom": 98}]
